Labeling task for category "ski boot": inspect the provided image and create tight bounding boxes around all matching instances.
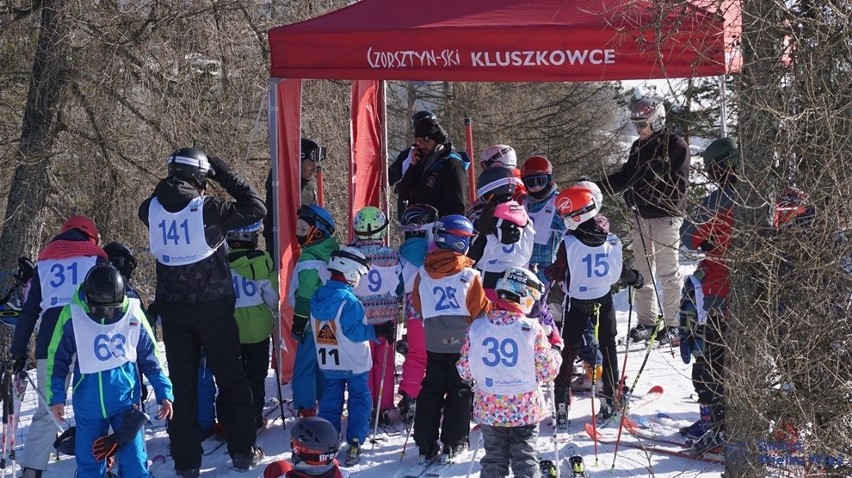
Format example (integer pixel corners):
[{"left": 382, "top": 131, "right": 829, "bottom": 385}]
[
  {"left": 595, "top": 398, "right": 618, "bottom": 424},
  {"left": 680, "top": 404, "right": 713, "bottom": 440},
  {"left": 686, "top": 428, "right": 724, "bottom": 455},
  {"left": 417, "top": 442, "right": 440, "bottom": 466},
  {"left": 539, "top": 459, "right": 558, "bottom": 478},
  {"left": 569, "top": 455, "right": 588, "bottom": 477},
  {"left": 344, "top": 439, "right": 361, "bottom": 466},
  {"left": 657, "top": 326, "right": 680, "bottom": 346},
  {"left": 628, "top": 323, "right": 656, "bottom": 342},
  {"left": 570, "top": 363, "right": 602, "bottom": 393}
]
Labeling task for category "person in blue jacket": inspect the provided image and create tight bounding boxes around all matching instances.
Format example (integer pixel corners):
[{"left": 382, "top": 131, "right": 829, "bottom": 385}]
[
  {"left": 310, "top": 246, "right": 395, "bottom": 466},
  {"left": 47, "top": 264, "right": 174, "bottom": 478}
]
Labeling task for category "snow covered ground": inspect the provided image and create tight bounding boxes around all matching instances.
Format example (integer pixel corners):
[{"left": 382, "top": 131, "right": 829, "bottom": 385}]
[{"left": 6, "top": 265, "right": 742, "bottom": 478}]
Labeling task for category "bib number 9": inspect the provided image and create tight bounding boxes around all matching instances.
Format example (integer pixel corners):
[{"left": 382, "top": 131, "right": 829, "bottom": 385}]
[
  {"left": 481, "top": 337, "right": 518, "bottom": 367},
  {"left": 367, "top": 269, "right": 382, "bottom": 293}
]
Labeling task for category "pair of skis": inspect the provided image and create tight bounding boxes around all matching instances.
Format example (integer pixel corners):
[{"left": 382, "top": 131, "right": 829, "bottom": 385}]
[{"left": 585, "top": 421, "right": 724, "bottom": 465}]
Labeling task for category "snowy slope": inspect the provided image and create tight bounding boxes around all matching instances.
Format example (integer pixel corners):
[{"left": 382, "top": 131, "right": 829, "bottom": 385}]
[{"left": 9, "top": 265, "right": 730, "bottom": 478}]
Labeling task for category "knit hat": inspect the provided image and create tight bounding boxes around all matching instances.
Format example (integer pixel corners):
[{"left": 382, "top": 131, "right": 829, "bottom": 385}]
[{"left": 414, "top": 119, "right": 446, "bottom": 143}]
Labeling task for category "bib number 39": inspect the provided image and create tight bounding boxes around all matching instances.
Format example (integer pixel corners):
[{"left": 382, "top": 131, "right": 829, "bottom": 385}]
[{"left": 481, "top": 337, "right": 518, "bottom": 367}]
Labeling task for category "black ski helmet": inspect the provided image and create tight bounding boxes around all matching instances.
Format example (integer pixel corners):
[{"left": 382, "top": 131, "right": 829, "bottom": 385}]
[
  {"left": 301, "top": 138, "right": 323, "bottom": 162},
  {"left": 167, "top": 147, "right": 210, "bottom": 189},
  {"left": 401, "top": 203, "right": 439, "bottom": 239},
  {"left": 476, "top": 166, "right": 517, "bottom": 203},
  {"left": 290, "top": 416, "right": 340, "bottom": 466},
  {"left": 410, "top": 110, "right": 437, "bottom": 130},
  {"left": 83, "top": 264, "right": 126, "bottom": 321},
  {"left": 702, "top": 137, "right": 739, "bottom": 177},
  {"left": 103, "top": 242, "right": 138, "bottom": 281}
]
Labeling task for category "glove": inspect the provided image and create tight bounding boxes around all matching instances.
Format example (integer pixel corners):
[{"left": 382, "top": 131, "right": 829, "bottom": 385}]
[
  {"left": 92, "top": 407, "right": 149, "bottom": 461},
  {"left": 630, "top": 270, "right": 645, "bottom": 289},
  {"left": 548, "top": 327, "right": 564, "bottom": 352},
  {"left": 374, "top": 321, "right": 396, "bottom": 343},
  {"left": 207, "top": 156, "right": 231, "bottom": 181},
  {"left": 11, "top": 356, "right": 26, "bottom": 375},
  {"left": 291, "top": 314, "right": 309, "bottom": 342}
]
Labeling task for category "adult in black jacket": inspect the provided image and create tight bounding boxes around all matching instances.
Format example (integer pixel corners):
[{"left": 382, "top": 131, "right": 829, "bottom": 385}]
[
  {"left": 138, "top": 148, "right": 266, "bottom": 476},
  {"left": 397, "top": 119, "right": 468, "bottom": 218},
  {"left": 595, "top": 98, "right": 690, "bottom": 344},
  {"left": 390, "top": 111, "right": 438, "bottom": 219}
]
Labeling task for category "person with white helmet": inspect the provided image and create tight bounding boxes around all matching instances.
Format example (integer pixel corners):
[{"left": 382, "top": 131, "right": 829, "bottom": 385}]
[
  {"left": 592, "top": 97, "right": 690, "bottom": 346},
  {"left": 456, "top": 266, "right": 563, "bottom": 478},
  {"left": 350, "top": 206, "right": 402, "bottom": 427},
  {"left": 545, "top": 186, "right": 644, "bottom": 424},
  {"left": 310, "top": 246, "right": 395, "bottom": 466}
]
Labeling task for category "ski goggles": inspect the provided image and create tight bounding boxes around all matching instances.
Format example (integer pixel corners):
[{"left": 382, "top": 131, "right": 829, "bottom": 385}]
[{"left": 522, "top": 174, "right": 551, "bottom": 191}]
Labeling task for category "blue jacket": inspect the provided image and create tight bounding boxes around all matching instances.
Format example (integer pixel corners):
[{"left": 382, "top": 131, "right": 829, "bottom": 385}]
[
  {"left": 47, "top": 289, "right": 173, "bottom": 419},
  {"left": 310, "top": 280, "right": 377, "bottom": 377}
]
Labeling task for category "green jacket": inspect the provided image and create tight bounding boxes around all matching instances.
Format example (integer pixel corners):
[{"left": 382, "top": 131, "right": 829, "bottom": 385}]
[
  {"left": 289, "top": 236, "right": 339, "bottom": 324},
  {"left": 229, "top": 248, "right": 279, "bottom": 344}
]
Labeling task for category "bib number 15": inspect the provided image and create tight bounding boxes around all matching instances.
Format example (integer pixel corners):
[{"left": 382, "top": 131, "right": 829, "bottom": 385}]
[{"left": 581, "top": 253, "right": 609, "bottom": 278}]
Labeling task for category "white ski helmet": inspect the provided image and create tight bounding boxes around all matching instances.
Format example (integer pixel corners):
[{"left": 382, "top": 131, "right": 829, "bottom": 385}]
[
  {"left": 575, "top": 180, "right": 603, "bottom": 210},
  {"left": 495, "top": 267, "right": 544, "bottom": 315},
  {"left": 630, "top": 98, "right": 666, "bottom": 133},
  {"left": 328, "top": 246, "right": 370, "bottom": 284},
  {"left": 479, "top": 144, "right": 517, "bottom": 169}
]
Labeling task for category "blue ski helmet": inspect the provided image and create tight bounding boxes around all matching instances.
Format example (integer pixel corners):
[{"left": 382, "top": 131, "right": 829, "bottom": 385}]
[
  {"left": 434, "top": 214, "right": 476, "bottom": 253},
  {"left": 297, "top": 205, "right": 336, "bottom": 245},
  {"left": 226, "top": 221, "right": 262, "bottom": 248}
]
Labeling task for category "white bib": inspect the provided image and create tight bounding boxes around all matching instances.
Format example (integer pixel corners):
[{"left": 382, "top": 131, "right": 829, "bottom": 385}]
[
  {"left": 562, "top": 234, "right": 622, "bottom": 300},
  {"left": 353, "top": 264, "right": 400, "bottom": 297},
  {"left": 526, "top": 196, "right": 557, "bottom": 246},
  {"left": 148, "top": 196, "right": 216, "bottom": 266},
  {"left": 232, "top": 271, "right": 264, "bottom": 308},
  {"left": 401, "top": 260, "right": 420, "bottom": 295},
  {"left": 468, "top": 317, "right": 537, "bottom": 395},
  {"left": 38, "top": 257, "right": 98, "bottom": 311},
  {"left": 312, "top": 303, "right": 371, "bottom": 375},
  {"left": 71, "top": 299, "right": 143, "bottom": 374},
  {"left": 417, "top": 267, "right": 475, "bottom": 319},
  {"left": 688, "top": 274, "right": 708, "bottom": 325},
  {"left": 288, "top": 260, "right": 330, "bottom": 307},
  {"left": 476, "top": 223, "right": 535, "bottom": 274}
]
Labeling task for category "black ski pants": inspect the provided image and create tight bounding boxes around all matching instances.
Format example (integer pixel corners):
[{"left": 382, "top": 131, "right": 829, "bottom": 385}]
[
  {"left": 242, "top": 338, "right": 271, "bottom": 427},
  {"left": 414, "top": 351, "right": 472, "bottom": 450},
  {"left": 159, "top": 297, "right": 256, "bottom": 469}
]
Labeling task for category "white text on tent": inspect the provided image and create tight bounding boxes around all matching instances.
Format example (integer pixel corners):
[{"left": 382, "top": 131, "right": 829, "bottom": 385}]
[{"left": 471, "top": 49, "right": 615, "bottom": 67}]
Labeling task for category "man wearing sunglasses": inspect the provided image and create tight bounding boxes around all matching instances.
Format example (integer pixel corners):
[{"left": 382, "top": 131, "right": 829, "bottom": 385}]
[{"left": 593, "top": 97, "right": 690, "bottom": 346}]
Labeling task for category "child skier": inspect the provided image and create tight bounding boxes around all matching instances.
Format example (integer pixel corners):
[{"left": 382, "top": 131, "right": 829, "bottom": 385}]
[
  {"left": 678, "top": 137, "right": 739, "bottom": 453},
  {"left": 262, "top": 416, "right": 350, "bottom": 478},
  {"left": 227, "top": 221, "right": 279, "bottom": 428},
  {"left": 47, "top": 264, "right": 173, "bottom": 478},
  {"left": 411, "top": 214, "right": 491, "bottom": 466},
  {"left": 457, "top": 267, "right": 563, "bottom": 478},
  {"left": 350, "top": 206, "right": 403, "bottom": 426},
  {"left": 547, "top": 185, "right": 644, "bottom": 423},
  {"left": 311, "top": 246, "right": 395, "bottom": 466},
  {"left": 396, "top": 203, "right": 439, "bottom": 424},
  {"left": 290, "top": 205, "right": 339, "bottom": 417}
]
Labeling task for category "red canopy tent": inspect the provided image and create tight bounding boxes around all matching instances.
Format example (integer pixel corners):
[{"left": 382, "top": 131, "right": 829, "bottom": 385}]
[{"left": 267, "top": 0, "right": 741, "bottom": 380}]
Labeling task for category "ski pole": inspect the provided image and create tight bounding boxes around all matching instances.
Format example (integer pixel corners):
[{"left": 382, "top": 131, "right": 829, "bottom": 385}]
[
  {"left": 589, "top": 304, "right": 601, "bottom": 467},
  {"left": 22, "top": 372, "right": 67, "bottom": 434},
  {"left": 549, "top": 383, "right": 560, "bottom": 478},
  {"left": 370, "top": 333, "right": 392, "bottom": 448},
  {"left": 464, "top": 432, "right": 483, "bottom": 478},
  {"left": 399, "top": 406, "right": 415, "bottom": 461},
  {"left": 271, "top": 334, "right": 287, "bottom": 426},
  {"left": 633, "top": 211, "right": 675, "bottom": 358},
  {"left": 615, "top": 286, "right": 634, "bottom": 405}
]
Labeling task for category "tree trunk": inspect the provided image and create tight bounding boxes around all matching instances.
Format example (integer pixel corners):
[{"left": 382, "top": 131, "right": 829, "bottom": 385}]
[{"left": 0, "top": 0, "right": 70, "bottom": 269}]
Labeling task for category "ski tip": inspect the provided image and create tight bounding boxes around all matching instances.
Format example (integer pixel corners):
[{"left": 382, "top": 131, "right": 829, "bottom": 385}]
[
  {"left": 638, "top": 416, "right": 652, "bottom": 428},
  {"left": 647, "top": 385, "right": 664, "bottom": 394},
  {"left": 584, "top": 422, "right": 598, "bottom": 440}
]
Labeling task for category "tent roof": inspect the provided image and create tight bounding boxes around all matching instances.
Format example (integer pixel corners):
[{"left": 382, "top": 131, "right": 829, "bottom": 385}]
[{"left": 268, "top": 0, "right": 741, "bottom": 82}]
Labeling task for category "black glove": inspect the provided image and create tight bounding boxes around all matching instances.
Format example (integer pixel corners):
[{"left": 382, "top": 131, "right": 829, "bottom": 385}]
[
  {"left": 92, "top": 434, "right": 119, "bottom": 462},
  {"left": 374, "top": 321, "right": 396, "bottom": 343},
  {"left": 11, "top": 356, "right": 26, "bottom": 375},
  {"left": 291, "top": 314, "right": 309, "bottom": 342},
  {"left": 207, "top": 156, "right": 231, "bottom": 182},
  {"left": 630, "top": 270, "right": 645, "bottom": 289}
]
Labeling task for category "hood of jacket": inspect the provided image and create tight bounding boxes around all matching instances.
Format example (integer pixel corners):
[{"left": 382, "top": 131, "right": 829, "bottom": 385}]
[
  {"left": 399, "top": 237, "right": 428, "bottom": 267},
  {"left": 152, "top": 178, "right": 201, "bottom": 212},
  {"left": 424, "top": 250, "right": 475, "bottom": 279},
  {"left": 228, "top": 249, "right": 272, "bottom": 280},
  {"left": 301, "top": 236, "right": 339, "bottom": 262}
]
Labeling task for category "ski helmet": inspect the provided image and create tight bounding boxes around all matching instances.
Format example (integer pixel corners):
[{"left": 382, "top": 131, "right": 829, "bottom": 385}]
[
  {"left": 411, "top": 110, "right": 438, "bottom": 130},
  {"left": 83, "top": 264, "right": 126, "bottom": 321},
  {"left": 60, "top": 215, "right": 100, "bottom": 243},
  {"left": 630, "top": 98, "right": 666, "bottom": 133},
  {"left": 226, "top": 221, "right": 262, "bottom": 249},
  {"left": 297, "top": 205, "right": 336, "bottom": 246},
  {"left": 434, "top": 214, "right": 476, "bottom": 253},
  {"left": 13, "top": 257, "right": 35, "bottom": 283},
  {"left": 167, "top": 147, "right": 211, "bottom": 188},
  {"left": 479, "top": 144, "right": 517, "bottom": 169},
  {"left": 353, "top": 206, "right": 389, "bottom": 240},
  {"left": 103, "top": 242, "right": 138, "bottom": 280},
  {"left": 301, "top": 138, "right": 323, "bottom": 162},
  {"left": 521, "top": 156, "right": 554, "bottom": 197},
  {"left": 476, "top": 166, "right": 518, "bottom": 202},
  {"left": 493, "top": 201, "right": 529, "bottom": 245},
  {"left": 290, "top": 417, "right": 340, "bottom": 466},
  {"left": 702, "top": 137, "right": 739, "bottom": 176},
  {"left": 413, "top": 119, "right": 447, "bottom": 144},
  {"left": 328, "top": 246, "right": 371, "bottom": 284},
  {"left": 574, "top": 180, "right": 603, "bottom": 210},
  {"left": 773, "top": 186, "right": 813, "bottom": 230},
  {"left": 555, "top": 186, "right": 599, "bottom": 231},
  {"left": 401, "top": 203, "right": 439, "bottom": 238},
  {"left": 495, "top": 266, "right": 544, "bottom": 314}
]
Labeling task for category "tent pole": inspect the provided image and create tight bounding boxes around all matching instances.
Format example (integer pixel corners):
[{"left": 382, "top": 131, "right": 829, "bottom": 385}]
[
  {"left": 381, "top": 80, "right": 390, "bottom": 244},
  {"left": 718, "top": 75, "right": 728, "bottom": 138},
  {"left": 464, "top": 118, "right": 476, "bottom": 201}
]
